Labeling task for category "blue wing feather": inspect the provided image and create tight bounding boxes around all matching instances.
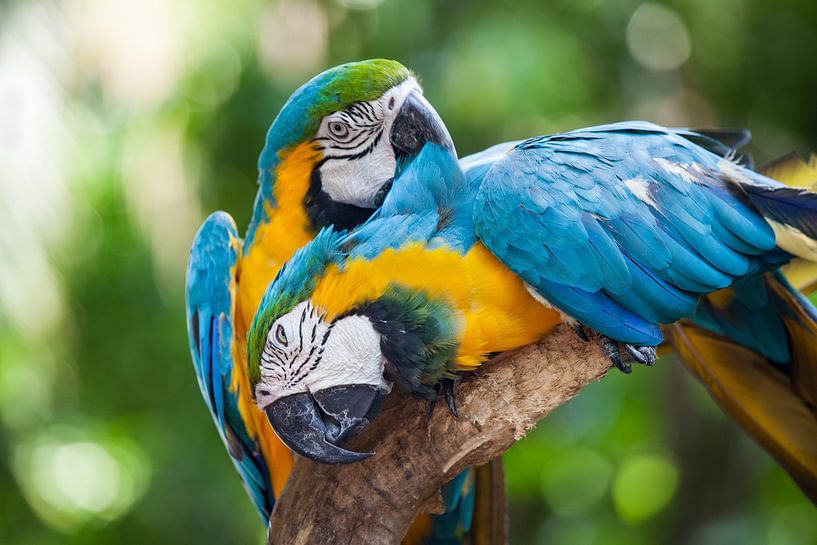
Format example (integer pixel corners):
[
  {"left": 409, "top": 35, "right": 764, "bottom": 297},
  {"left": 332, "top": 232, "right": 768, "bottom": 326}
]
[
  {"left": 186, "top": 211, "right": 275, "bottom": 521},
  {"left": 473, "top": 122, "right": 782, "bottom": 345},
  {"left": 460, "top": 140, "right": 521, "bottom": 193}
]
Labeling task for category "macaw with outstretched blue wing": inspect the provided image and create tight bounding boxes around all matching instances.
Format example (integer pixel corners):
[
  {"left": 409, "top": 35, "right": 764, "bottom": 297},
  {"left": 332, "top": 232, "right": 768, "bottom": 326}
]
[
  {"left": 246, "top": 123, "right": 817, "bottom": 501},
  {"left": 186, "top": 59, "right": 505, "bottom": 544}
]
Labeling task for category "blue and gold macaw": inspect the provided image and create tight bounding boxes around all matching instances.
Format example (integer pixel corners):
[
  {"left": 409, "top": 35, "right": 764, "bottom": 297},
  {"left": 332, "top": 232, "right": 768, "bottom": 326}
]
[
  {"left": 185, "top": 59, "right": 504, "bottom": 544},
  {"left": 246, "top": 123, "right": 817, "bottom": 500}
]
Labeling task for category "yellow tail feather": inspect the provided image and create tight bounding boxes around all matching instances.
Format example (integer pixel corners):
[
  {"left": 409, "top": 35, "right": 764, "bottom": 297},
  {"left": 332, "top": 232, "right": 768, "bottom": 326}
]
[
  {"left": 767, "top": 279, "right": 817, "bottom": 413},
  {"left": 666, "top": 321, "right": 817, "bottom": 502},
  {"left": 402, "top": 515, "right": 432, "bottom": 545},
  {"left": 780, "top": 260, "right": 817, "bottom": 293},
  {"left": 760, "top": 152, "right": 817, "bottom": 189},
  {"left": 762, "top": 152, "right": 817, "bottom": 291},
  {"left": 664, "top": 149, "right": 817, "bottom": 502}
]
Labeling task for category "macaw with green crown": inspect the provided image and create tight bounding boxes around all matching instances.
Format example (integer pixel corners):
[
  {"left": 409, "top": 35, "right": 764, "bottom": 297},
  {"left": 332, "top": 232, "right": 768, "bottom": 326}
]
[{"left": 186, "top": 60, "right": 501, "bottom": 544}]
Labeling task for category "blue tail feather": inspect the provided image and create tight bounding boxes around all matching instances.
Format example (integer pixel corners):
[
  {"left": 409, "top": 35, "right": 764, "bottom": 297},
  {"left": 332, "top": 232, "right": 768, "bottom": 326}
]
[{"left": 690, "top": 274, "right": 791, "bottom": 364}]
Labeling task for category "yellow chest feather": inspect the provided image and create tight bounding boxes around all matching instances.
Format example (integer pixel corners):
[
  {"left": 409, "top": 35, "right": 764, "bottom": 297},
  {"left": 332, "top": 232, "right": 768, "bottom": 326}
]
[
  {"left": 238, "top": 142, "right": 320, "bottom": 328},
  {"left": 230, "top": 142, "right": 321, "bottom": 497}
]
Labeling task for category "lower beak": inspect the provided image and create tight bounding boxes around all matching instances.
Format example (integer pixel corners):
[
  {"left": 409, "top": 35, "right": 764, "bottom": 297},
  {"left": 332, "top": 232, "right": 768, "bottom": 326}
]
[
  {"left": 264, "top": 384, "right": 386, "bottom": 465},
  {"left": 390, "top": 90, "right": 455, "bottom": 158}
]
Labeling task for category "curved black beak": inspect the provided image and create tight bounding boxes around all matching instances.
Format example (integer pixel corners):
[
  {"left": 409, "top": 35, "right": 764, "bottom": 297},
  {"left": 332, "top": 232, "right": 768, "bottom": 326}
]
[
  {"left": 390, "top": 90, "right": 455, "bottom": 158},
  {"left": 264, "top": 384, "right": 386, "bottom": 465}
]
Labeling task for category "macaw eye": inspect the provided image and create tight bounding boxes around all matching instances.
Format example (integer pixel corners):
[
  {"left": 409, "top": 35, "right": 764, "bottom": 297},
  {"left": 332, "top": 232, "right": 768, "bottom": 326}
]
[
  {"left": 328, "top": 121, "right": 349, "bottom": 138},
  {"left": 275, "top": 324, "right": 288, "bottom": 346}
]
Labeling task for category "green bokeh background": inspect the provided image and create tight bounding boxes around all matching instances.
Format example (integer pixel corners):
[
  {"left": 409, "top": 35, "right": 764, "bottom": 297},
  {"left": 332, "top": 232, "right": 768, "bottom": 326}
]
[{"left": 1, "top": 0, "right": 816, "bottom": 543}]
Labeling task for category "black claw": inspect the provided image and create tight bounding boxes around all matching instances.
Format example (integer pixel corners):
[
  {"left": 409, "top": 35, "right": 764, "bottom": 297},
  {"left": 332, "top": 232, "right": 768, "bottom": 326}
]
[
  {"left": 593, "top": 332, "right": 658, "bottom": 374},
  {"left": 625, "top": 344, "right": 648, "bottom": 364},
  {"left": 442, "top": 379, "right": 459, "bottom": 419},
  {"left": 598, "top": 335, "right": 633, "bottom": 374},
  {"left": 573, "top": 323, "right": 590, "bottom": 342},
  {"left": 425, "top": 396, "right": 437, "bottom": 425},
  {"left": 625, "top": 345, "right": 657, "bottom": 366},
  {"left": 612, "top": 354, "right": 633, "bottom": 374}
]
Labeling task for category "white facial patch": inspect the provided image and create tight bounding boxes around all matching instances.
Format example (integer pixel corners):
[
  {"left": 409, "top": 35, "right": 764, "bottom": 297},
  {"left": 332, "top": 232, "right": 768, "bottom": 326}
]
[
  {"left": 315, "top": 77, "right": 422, "bottom": 208},
  {"left": 255, "top": 301, "right": 390, "bottom": 408},
  {"left": 307, "top": 314, "right": 389, "bottom": 392}
]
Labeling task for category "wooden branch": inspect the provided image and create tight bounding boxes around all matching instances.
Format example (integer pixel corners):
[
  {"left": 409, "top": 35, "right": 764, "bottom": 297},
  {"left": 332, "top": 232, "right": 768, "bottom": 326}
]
[{"left": 267, "top": 325, "right": 611, "bottom": 545}]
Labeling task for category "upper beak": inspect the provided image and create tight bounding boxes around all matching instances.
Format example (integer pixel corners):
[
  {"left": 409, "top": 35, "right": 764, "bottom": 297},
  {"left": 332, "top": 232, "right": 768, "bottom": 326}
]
[
  {"left": 264, "top": 384, "right": 386, "bottom": 465},
  {"left": 390, "top": 90, "right": 455, "bottom": 158}
]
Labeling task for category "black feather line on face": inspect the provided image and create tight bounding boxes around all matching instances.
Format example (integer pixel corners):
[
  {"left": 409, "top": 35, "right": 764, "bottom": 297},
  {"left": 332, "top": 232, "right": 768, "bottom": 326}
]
[
  {"left": 319, "top": 133, "right": 370, "bottom": 151},
  {"left": 298, "top": 307, "right": 307, "bottom": 352},
  {"left": 288, "top": 321, "right": 333, "bottom": 387},
  {"left": 338, "top": 110, "right": 380, "bottom": 131},
  {"left": 260, "top": 351, "right": 286, "bottom": 372},
  {"left": 308, "top": 322, "right": 333, "bottom": 373},
  {"left": 267, "top": 342, "right": 287, "bottom": 358},
  {"left": 322, "top": 129, "right": 384, "bottom": 160}
]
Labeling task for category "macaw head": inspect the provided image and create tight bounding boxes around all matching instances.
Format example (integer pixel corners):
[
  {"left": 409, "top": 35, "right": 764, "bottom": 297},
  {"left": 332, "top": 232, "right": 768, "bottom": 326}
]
[
  {"left": 259, "top": 59, "right": 454, "bottom": 232},
  {"left": 247, "top": 230, "right": 459, "bottom": 464}
]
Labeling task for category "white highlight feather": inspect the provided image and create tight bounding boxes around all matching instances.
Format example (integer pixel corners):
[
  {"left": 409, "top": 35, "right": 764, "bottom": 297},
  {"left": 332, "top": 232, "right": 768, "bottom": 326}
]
[
  {"left": 623, "top": 176, "right": 658, "bottom": 208},
  {"left": 654, "top": 157, "right": 701, "bottom": 183}
]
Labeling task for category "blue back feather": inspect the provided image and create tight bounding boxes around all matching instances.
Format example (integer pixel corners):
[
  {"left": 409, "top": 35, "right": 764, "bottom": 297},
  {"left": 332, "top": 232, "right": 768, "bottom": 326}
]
[{"left": 472, "top": 121, "right": 791, "bottom": 345}]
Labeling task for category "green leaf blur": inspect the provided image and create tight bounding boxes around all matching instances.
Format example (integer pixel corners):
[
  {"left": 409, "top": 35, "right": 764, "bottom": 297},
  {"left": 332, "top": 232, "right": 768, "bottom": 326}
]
[{"left": 1, "top": 0, "right": 815, "bottom": 543}]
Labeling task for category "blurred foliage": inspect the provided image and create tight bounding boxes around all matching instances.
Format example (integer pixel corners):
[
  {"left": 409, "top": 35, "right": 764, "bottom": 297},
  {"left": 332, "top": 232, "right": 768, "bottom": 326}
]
[{"left": 1, "top": 0, "right": 816, "bottom": 544}]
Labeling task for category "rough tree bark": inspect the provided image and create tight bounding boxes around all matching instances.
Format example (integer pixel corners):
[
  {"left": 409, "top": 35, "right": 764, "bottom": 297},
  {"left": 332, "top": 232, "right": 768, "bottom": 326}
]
[{"left": 267, "top": 324, "right": 612, "bottom": 545}]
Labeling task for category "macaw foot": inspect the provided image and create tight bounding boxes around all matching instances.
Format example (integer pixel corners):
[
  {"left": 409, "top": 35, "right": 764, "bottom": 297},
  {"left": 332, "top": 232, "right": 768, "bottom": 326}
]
[
  {"left": 598, "top": 336, "right": 656, "bottom": 374},
  {"left": 573, "top": 325, "right": 656, "bottom": 374},
  {"left": 425, "top": 378, "right": 461, "bottom": 422},
  {"left": 441, "top": 378, "right": 459, "bottom": 418},
  {"left": 624, "top": 344, "right": 657, "bottom": 367},
  {"left": 572, "top": 323, "right": 590, "bottom": 342}
]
